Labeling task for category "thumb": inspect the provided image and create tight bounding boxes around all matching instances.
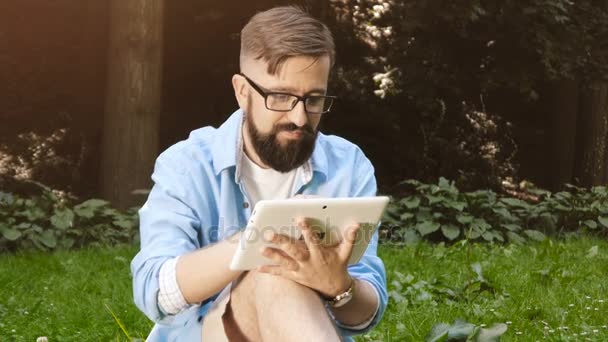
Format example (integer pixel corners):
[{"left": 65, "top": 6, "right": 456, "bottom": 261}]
[{"left": 339, "top": 223, "right": 360, "bottom": 260}]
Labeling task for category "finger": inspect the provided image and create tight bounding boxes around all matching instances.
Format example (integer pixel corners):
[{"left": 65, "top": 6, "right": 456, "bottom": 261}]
[
  {"left": 265, "top": 232, "right": 310, "bottom": 262},
  {"left": 338, "top": 223, "right": 360, "bottom": 261},
  {"left": 257, "top": 265, "right": 283, "bottom": 276},
  {"left": 297, "top": 218, "right": 322, "bottom": 256},
  {"left": 260, "top": 247, "right": 299, "bottom": 271}
]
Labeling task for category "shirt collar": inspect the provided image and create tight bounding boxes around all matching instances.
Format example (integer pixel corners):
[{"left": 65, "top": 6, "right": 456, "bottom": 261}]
[{"left": 210, "top": 109, "right": 328, "bottom": 183}]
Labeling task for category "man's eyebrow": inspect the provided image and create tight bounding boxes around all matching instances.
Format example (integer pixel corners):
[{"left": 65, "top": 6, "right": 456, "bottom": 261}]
[{"left": 268, "top": 85, "right": 327, "bottom": 95}]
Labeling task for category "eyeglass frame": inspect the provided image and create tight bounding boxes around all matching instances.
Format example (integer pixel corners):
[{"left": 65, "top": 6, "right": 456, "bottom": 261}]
[{"left": 239, "top": 73, "right": 337, "bottom": 114}]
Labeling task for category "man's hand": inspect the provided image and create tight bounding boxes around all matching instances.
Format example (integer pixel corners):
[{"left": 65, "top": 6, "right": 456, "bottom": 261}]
[{"left": 257, "top": 217, "right": 360, "bottom": 298}]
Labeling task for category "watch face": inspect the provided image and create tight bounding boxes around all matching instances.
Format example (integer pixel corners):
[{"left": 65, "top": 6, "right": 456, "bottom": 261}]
[{"left": 332, "top": 292, "right": 353, "bottom": 308}]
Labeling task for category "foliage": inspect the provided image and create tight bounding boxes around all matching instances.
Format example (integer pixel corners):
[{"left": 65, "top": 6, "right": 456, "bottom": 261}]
[
  {"left": 426, "top": 319, "right": 507, "bottom": 342},
  {"left": 0, "top": 183, "right": 138, "bottom": 252},
  {"left": 381, "top": 178, "right": 608, "bottom": 244},
  {"left": 327, "top": 0, "right": 608, "bottom": 191}
]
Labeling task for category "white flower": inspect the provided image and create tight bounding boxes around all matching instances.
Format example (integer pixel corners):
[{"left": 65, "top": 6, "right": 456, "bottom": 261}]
[{"left": 37, "top": 338, "right": 49, "bottom": 342}]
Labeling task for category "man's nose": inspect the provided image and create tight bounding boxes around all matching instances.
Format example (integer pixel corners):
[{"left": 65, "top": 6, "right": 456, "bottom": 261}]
[{"left": 287, "top": 100, "right": 308, "bottom": 127}]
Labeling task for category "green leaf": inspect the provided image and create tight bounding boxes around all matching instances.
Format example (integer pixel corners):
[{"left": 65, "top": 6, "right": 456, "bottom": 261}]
[
  {"left": 501, "top": 223, "right": 521, "bottom": 232},
  {"left": 477, "top": 323, "right": 508, "bottom": 341},
  {"left": 400, "top": 212, "right": 415, "bottom": 221},
  {"left": 598, "top": 216, "right": 608, "bottom": 228},
  {"left": 524, "top": 230, "right": 546, "bottom": 242},
  {"left": 0, "top": 191, "right": 14, "bottom": 205},
  {"left": 51, "top": 208, "right": 74, "bottom": 230},
  {"left": 447, "top": 319, "right": 476, "bottom": 339},
  {"left": 416, "top": 221, "right": 441, "bottom": 236},
  {"left": 584, "top": 220, "right": 598, "bottom": 229},
  {"left": 403, "top": 229, "right": 421, "bottom": 245},
  {"left": 438, "top": 177, "right": 451, "bottom": 189},
  {"left": 482, "top": 231, "right": 494, "bottom": 242},
  {"left": 446, "top": 201, "right": 467, "bottom": 211},
  {"left": 586, "top": 245, "right": 599, "bottom": 258},
  {"left": 506, "top": 231, "right": 526, "bottom": 244},
  {"left": 426, "top": 195, "right": 443, "bottom": 205},
  {"left": 416, "top": 207, "right": 433, "bottom": 222},
  {"left": 492, "top": 207, "right": 513, "bottom": 220},
  {"left": 39, "top": 230, "right": 57, "bottom": 248},
  {"left": 400, "top": 197, "right": 421, "bottom": 209},
  {"left": 426, "top": 323, "right": 450, "bottom": 342},
  {"left": 113, "top": 218, "right": 134, "bottom": 230},
  {"left": 74, "top": 199, "right": 110, "bottom": 218},
  {"left": 78, "top": 198, "right": 110, "bottom": 208},
  {"left": 500, "top": 198, "right": 530, "bottom": 208},
  {"left": 456, "top": 214, "right": 474, "bottom": 225},
  {"left": 1, "top": 226, "right": 22, "bottom": 241},
  {"left": 441, "top": 224, "right": 460, "bottom": 240},
  {"left": 467, "top": 227, "right": 482, "bottom": 239},
  {"left": 61, "top": 238, "right": 75, "bottom": 249},
  {"left": 492, "top": 231, "right": 505, "bottom": 243}
]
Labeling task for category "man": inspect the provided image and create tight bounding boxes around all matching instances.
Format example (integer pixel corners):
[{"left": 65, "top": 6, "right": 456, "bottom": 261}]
[{"left": 131, "top": 6, "right": 387, "bottom": 341}]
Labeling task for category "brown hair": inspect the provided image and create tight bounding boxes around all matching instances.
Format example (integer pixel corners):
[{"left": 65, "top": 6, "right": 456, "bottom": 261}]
[{"left": 240, "top": 6, "right": 335, "bottom": 75}]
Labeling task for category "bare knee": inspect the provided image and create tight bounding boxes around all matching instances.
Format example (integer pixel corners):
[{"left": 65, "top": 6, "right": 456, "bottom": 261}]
[{"left": 252, "top": 271, "right": 318, "bottom": 297}]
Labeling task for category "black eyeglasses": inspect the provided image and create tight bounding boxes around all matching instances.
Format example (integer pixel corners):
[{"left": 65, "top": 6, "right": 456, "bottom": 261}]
[{"left": 240, "top": 73, "right": 336, "bottom": 114}]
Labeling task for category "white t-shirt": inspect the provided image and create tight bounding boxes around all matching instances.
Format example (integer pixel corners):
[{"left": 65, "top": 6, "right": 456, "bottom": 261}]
[{"left": 239, "top": 152, "right": 300, "bottom": 208}]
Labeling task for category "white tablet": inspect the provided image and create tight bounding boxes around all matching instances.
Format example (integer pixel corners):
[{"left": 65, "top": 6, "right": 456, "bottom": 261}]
[{"left": 229, "top": 196, "right": 390, "bottom": 270}]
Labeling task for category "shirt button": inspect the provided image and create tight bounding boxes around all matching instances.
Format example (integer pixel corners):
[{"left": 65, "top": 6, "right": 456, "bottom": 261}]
[{"left": 243, "top": 202, "right": 249, "bottom": 209}]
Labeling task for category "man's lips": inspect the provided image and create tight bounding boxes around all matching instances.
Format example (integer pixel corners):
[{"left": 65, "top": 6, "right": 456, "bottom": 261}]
[{"left": 280, "top": 130, "right": 304, "bottom": 139}]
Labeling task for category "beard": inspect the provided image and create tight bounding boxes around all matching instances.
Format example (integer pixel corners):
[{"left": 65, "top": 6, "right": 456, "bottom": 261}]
[{"left": 245, "top": 102, "right": 318, "bottom": 173}]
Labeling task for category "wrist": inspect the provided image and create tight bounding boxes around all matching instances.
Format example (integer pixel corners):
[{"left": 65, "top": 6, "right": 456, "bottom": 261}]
[
  {"left": 323, "top": 275, "right": 355, "bottom": 308},
  {"left": 321, "top": 272, "right": 353, "bottom": 299}
]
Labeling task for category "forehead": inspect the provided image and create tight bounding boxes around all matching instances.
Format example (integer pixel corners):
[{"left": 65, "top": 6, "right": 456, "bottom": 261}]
[{"left": 247, "top": 55, "right": 331, "bottom": 93}]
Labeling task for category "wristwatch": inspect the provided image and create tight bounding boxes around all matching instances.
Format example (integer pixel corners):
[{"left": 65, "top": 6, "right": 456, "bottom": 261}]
[{"left": 324, "top": 277, "right": 355, "bottom": 308}]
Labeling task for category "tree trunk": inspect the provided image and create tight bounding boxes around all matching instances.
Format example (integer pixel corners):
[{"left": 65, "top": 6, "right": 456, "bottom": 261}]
[
  {"left": 548, "top": 80, "right": 579, "bottom": 189},
  {"left": 574, "top": 81, "right": 608, "bottom": 186},
  {"left": 101, "top": 0, "right": 164, "bottom": 208}
]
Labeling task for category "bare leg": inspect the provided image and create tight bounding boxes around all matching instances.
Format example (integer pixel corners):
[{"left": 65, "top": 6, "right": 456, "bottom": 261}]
[{"left": 225, "top": 271, "right": 341, "bottom": 342}]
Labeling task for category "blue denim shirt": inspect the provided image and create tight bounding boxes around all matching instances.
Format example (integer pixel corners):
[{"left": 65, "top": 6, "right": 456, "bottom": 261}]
[{"left": 131, "top": 109, "right": 388, "bottom": 341}]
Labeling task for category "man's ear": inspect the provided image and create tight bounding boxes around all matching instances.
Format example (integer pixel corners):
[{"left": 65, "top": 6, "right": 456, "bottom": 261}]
[{"left": 232, "top": 74, "right": 248, "bottom": 110}]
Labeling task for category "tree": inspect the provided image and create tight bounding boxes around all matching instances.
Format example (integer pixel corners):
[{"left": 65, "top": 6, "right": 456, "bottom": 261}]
[
  {"left": 574, "top": 82, "right": 608, "bottom": 186},
  {"left": 101, "top": 0, "right": 164, "bottom": 208}
]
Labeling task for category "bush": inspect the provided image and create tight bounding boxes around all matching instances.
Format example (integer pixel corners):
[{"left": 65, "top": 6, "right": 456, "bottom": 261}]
[
  {"left": 381, "top": 178, "right": 608, "bottom": 244},
  {"left": 0, "top": 182, "right": 138, "bottom": 252}
]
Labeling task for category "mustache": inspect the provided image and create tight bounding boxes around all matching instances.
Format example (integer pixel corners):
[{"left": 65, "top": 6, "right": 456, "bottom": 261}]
[{"left": 274, "top": 123, "right": 314, "bottom": 135}]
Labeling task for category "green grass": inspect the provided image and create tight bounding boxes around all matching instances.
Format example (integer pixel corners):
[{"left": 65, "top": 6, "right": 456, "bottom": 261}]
[
  {"left": 0, "top": 245, "right": 152, "bottom": 341},
  {"left": 370, "top": 237, "right": 608, "bottom": 341},
  {"left": 1, "top": 237, "right": 607, "bottom": 341}
]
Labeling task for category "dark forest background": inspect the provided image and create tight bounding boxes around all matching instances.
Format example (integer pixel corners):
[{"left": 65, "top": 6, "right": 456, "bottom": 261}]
[{"left": 1, "top": 0, "right": 607, "bottom": 208}]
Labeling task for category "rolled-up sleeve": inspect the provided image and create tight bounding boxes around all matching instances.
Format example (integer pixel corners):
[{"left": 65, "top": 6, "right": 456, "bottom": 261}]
[
  {"left": 334, "top": 150, "right": 388, "bottom": 336},
  {"left": 130, "top": 154, "right": 203, "bottom": 325}
]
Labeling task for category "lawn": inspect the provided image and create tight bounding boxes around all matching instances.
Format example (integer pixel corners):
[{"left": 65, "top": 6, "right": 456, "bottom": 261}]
[{"left": 1, "top": 237, "right": 607, "bottom": 341}]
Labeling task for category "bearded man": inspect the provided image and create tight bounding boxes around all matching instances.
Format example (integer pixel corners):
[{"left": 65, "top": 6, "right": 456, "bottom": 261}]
[{"left": 131, "top": 6, "right": 387, "bottom": 341}]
